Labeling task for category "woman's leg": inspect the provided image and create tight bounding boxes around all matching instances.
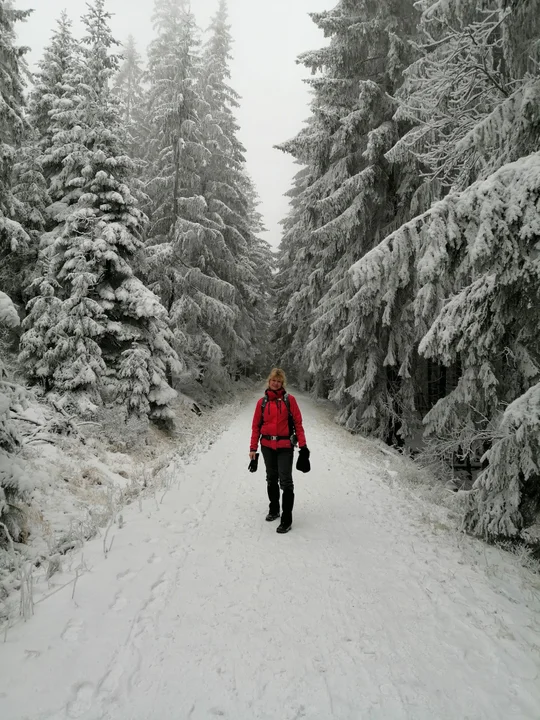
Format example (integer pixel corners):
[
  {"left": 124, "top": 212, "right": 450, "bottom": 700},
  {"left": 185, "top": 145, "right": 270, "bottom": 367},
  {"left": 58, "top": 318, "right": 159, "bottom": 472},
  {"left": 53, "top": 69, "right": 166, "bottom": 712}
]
[
  {"left": 261, "top": 445, "right": 280, "bottom": 516},
  {"left": 277, "top": 449, "right": 294, "bottom": 528}
]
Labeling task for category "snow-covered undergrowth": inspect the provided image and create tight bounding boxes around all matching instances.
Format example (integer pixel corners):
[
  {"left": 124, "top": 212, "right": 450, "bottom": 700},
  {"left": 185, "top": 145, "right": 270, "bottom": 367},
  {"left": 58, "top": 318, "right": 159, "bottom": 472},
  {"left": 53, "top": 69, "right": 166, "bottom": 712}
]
[
  {"left": 0, "top": 379, "right": 258, "bottom": 626},
  {"left": 375, "top": 435, "right": 540, "bottom": 575},
  {"left": 322, "top": 396, "right": 540, "bottom": 577}
]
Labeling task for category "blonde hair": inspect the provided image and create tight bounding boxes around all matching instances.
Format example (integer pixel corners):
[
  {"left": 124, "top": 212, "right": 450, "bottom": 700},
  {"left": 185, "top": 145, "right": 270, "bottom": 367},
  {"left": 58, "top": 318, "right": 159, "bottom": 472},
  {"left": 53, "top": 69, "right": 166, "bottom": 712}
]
[{"left": 266, "top": 367, "right": 287, "bottom": 388}]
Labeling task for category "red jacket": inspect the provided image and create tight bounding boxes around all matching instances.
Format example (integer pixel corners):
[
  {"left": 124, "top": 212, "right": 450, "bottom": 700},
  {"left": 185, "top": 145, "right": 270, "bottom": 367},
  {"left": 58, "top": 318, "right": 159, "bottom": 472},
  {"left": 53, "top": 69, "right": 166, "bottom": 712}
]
[{"left": 250, "top": 388, "right": 307, "bottom": 452}]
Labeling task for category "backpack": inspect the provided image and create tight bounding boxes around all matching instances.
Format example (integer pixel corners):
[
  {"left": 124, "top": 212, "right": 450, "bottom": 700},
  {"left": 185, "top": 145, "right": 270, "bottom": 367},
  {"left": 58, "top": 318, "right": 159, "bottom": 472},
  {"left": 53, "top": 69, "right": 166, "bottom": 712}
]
[{"left": 259, "top": 392, "right": 297, "bottom": 446}]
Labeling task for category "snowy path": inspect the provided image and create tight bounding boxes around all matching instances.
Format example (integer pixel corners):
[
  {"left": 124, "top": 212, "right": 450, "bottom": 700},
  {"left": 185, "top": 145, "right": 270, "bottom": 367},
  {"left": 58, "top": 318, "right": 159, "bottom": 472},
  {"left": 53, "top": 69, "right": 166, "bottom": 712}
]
[{"left": 2, "top": 393, "right": 540, "bottom": 720}]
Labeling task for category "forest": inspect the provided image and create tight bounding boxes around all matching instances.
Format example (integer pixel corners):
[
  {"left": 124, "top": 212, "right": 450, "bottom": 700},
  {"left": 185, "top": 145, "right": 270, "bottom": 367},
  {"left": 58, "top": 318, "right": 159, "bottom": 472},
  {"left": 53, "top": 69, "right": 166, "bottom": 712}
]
[{"left": 1, "top": 0, "right": 539, "bottom": 566}]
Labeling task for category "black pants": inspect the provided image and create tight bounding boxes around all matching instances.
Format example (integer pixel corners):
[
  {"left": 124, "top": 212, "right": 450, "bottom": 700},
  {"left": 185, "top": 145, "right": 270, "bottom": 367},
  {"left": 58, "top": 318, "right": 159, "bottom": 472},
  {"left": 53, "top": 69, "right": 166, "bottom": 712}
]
[{"left": 261, "top": 446, "right": 295, "bottom": 524}]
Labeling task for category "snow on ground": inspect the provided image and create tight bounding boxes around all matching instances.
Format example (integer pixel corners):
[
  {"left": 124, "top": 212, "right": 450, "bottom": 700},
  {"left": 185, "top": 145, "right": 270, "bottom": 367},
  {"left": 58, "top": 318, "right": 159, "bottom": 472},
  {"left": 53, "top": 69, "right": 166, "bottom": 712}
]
[{"left": 1, "top": 391, "right": 540, "bottom": 720}]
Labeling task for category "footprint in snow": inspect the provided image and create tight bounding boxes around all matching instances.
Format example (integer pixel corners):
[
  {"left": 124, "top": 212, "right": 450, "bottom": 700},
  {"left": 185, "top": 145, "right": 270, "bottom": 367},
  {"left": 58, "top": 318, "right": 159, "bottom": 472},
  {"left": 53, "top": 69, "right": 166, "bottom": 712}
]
[
  {"left": 116, "top": 569, "right": 136, "bottom": 581},
  {"left": 65, "top": 682, "right": 94, "bottom": 718},
  {"left": 110, "top": 593, "right": 128, "bottom": 612},
  {"left": 61, "top": 620, "right": 84, "bottom": 643},
  {"left": 151, "top": 575, "right": 167, "bottom": 592}
]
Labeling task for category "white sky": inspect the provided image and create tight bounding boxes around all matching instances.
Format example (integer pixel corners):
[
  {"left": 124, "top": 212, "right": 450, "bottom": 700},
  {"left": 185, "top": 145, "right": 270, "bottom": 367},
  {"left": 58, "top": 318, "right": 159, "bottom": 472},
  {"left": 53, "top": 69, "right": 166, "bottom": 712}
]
[{"left": 15, "top": 0, "right": 330, "bottom": 249}]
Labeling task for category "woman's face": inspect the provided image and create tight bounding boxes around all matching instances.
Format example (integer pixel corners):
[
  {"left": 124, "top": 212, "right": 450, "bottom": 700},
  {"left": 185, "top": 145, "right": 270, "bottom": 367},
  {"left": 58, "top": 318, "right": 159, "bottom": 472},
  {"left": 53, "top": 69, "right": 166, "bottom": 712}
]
[{"left": 269, "top": 376, "right": 283, "bottom": 390}]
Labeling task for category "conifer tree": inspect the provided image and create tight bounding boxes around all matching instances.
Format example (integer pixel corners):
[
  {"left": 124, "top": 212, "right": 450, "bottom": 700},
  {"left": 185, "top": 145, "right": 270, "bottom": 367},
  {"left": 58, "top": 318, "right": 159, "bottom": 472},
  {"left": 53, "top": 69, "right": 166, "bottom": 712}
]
[
  {"left": 389, "top": 1, "right": 538, "bottom": 195},
  {"left": 112, "top": 34, "right": 146, "bottom": 155},
  {"left": 20, "top": 11, "right": 74, "bottom": 257},
  {"left": 276, "top": 0, "right": 418, "bottom": 422},
  {"left": 20, "top": 0, "right": 180, "bottom": 419},
  {"left": 143, "top": 0, "right": 204, "bottom": 243},
  {"left": 0, "top": 291, "right": 32, "bottom": 544},
  {"left": 197, "top": 0, "right": 273, "bottom": 377},
  {"left": 0, "top": 0, "right": 33, "bottom": 306},
  {"left": 334, "top": 0, "right": 540, "bottom": 442},
  {"left": 144, "top": 0, "right": 272, "bottom": 386},
  {"left": 113, "top": 35, "right": 145, "bottom": 126},
  {"left": 28, "top": 11, "right": 76, "bottom": 151},
  {"left": 274, "top": 164, "right": 314, "bottom": 387}
]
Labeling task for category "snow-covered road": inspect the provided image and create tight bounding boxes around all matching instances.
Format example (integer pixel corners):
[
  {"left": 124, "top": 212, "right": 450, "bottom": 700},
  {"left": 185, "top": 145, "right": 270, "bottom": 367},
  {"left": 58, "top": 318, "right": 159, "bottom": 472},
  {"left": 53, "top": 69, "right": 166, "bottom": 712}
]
[{"left": 2, "top": 393, "right": 540, "bottom": 720}]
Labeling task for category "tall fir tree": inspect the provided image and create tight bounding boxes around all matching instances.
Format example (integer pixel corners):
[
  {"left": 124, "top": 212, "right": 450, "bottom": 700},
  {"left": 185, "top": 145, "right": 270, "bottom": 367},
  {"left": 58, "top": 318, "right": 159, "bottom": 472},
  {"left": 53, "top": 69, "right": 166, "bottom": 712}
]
[
  {"left": 0, "top": 0, "right": 33, "bottom": 306},
  {"left": 0, "top": 0, "right": 34, "bottom": 541},
  {"left": 273, "top": 164, "right": 314, "bottom": 387},
  {"left": 198, "top": 0, "right": 273, "bottom": 378},
  {"left": 113, "top": 34, "right": 145, "bottom": 126},
  {"left": 28, "top": 11, "right": 76, "bottom": 151},
  {"left": 276, "top": 0, "right": 418, "bottom": 428},
  {"left": 143, "top": 0, "right": 272, "bottom": 388},
  {"left": 0, "top": 291, "right": 33, "bottom": 545},
  {"left": 112, "top": 34, "right": 146, "bottom": 158},
  {"left": 20, "top": 0, "right": 181, "bottom": 419},
  {"left": 340, "top": 0, "right": 540, "bottom": 538}
]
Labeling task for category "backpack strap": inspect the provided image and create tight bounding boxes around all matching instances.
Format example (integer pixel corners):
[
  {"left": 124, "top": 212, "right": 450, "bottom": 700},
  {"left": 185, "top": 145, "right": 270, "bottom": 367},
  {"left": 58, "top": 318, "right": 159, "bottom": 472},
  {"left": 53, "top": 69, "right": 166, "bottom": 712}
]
[
  {"left": 258, "top": 396, "right": 268, "bottom": 434},
  {"left": 284, "top": 393, "right": 297, "bottom": 442},
  {"left": 259, "top": 393, "right": 296, "bottom": 444}
]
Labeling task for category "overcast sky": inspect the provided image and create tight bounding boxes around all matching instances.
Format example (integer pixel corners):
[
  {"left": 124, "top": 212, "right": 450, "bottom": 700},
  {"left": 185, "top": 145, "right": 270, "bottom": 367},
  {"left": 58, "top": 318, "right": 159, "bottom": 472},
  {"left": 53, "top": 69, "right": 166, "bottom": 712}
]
[{"left": 15, "top": 0, "right": 330, "bottom": 249}]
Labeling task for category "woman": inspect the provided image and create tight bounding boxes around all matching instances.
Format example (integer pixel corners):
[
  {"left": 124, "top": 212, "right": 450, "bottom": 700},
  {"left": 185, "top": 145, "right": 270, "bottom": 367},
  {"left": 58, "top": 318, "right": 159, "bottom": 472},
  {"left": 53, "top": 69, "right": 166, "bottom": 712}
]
[{"left": 249, "top": 368, "right": 309, "bottom": 534}]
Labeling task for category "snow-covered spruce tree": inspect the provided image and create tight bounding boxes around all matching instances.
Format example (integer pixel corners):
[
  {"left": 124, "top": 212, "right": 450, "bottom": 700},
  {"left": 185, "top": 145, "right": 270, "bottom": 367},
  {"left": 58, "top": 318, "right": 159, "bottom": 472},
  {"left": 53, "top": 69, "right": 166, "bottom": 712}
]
[
  {"left": 143, "top": 0, "right": 213, "bottom": 380},
  {"left": 276, "top": 0, "right": 419, "bottom": 425},
  {"left": 111, "top": 35, "right": 149, "bottom": 221},
  {"left": 143, "top": 0, "right": 204, "bottom": 244},
  {"left": 0, "top": 291, "right": 32, "bottom": 545},
  {"left": 237, "top": 172, "right": 274, "bottom": 375},
  {"left": 197, "top": 0, "right": 273, "bottom": 378},
  {"left": 112, "top": 34, "right": 146, "bottom": 158},
  {"left": 144, "top": 0, "right": 269, "bottom": 388},
  {"left": 273, "top": 164, "right": 315, "bottom": 388},
  {"left": 0, "top": 0, "right": 34, "bottom": 307},
  {"left": 346, "top": 152, "right": 540, "bottom": 535},
  {"left": 113, "top": 34, "right": 145, "bottom": 127},
  {"left": 28, "top": 11, "right": 76, "bottom": 153},
  {"left": 323, "top": 0, "right": 540, "bottom": 447},
  {"left": 20, "top": 0, "right": 181, "bottom": 420},
  {"left": 389, "top": 0, "right": 538, "bottom": 197},
  {"left": 463, "top": 382, "right": 540, "bottom": 541},
  {"left": 22, "top": 10, "right": 75, "bottom": 264}
]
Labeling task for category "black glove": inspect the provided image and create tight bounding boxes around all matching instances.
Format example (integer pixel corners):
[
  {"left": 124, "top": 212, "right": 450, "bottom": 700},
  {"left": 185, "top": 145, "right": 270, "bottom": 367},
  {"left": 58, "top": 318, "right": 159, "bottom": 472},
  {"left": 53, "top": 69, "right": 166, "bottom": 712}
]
[
  {"left": 296, "top": 446, "right": 311, "bottom": 473},
  {"left": 248, "top": 453, "right": 259, "bottom": 473}
]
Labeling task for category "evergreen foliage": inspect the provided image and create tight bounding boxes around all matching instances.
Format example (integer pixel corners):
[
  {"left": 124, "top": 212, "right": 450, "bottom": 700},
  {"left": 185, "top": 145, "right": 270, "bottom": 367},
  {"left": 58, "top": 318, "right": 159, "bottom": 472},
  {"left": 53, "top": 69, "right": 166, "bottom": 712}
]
[
  {"left": 143, "top": 0, "right": 272, "bottom": 387},
  {"left": 113, "top": 34, "right": 145, "bottom": 128},
  {"left": 20, "top": 0, "right": 180, "bottom": 419},
  {"left": 276, "top": 0, "right": 419, "bottom": 406},
  {"left": 464, "top": 382, "right": 540, "bottom": 540},
  {"left": 0, "top": 0, "right": 33, "bottom": 306},
  {"left": 276, "top": 0, "right": 540, "bottom": 539},
  {"left": 28, "top": 11, "right": 76, "bottom": 151},
  {"left": 0, "top": 291, "right": 32, "bottom": 545}
]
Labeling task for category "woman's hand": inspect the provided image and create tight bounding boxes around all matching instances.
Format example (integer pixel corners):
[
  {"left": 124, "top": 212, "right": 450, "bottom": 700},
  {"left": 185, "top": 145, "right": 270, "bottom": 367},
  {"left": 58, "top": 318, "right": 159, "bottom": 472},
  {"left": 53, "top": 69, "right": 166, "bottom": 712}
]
[{"left": 249, "top": 451, "right": 257, "bottom": 460}]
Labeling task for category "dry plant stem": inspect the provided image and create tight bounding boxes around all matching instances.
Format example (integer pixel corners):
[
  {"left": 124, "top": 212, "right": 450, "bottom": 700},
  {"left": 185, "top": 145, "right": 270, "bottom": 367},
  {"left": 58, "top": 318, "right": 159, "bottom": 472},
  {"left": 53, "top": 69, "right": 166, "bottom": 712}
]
[
  {"left": 19, "top": 562, "right": 34, "bottom": 620},
  {"left": 102, "top": 486, "right": 118, "bottom": 558},
  {"left": 0, "top": 521, "right": 34, "bottom": 623},
  {"left": 72, "top": 568, "right": 80, "bottom": 600},
  {"left": 103, "top": 514, "right": 115, "bottom": 558}
]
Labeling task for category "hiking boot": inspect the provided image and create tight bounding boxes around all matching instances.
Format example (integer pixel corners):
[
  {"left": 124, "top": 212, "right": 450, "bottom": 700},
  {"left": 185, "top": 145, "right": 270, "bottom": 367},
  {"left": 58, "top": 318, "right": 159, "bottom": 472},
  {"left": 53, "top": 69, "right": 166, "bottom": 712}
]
[
  {"left": 265, "top": 511, "right": 280, "bottom": 522},
  {"left": 276, "top": 521, "right": 292, "bottom": 534}
]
